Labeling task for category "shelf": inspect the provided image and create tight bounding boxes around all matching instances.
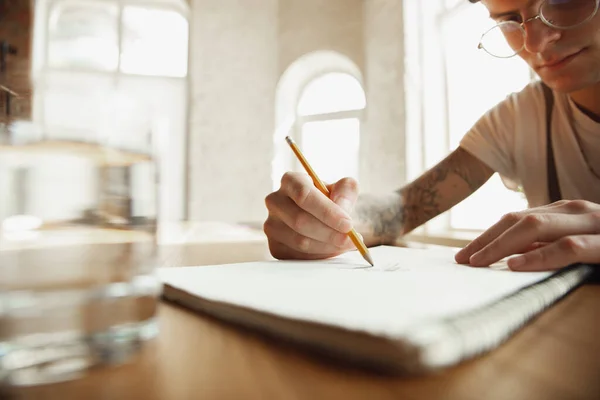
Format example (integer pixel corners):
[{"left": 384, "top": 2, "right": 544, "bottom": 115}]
[
  {"left": 0, "top": 140, "right": 152, "bottom": 167},
  {"left": 0, "top": 84, "right": 20, "bottom": 97}
]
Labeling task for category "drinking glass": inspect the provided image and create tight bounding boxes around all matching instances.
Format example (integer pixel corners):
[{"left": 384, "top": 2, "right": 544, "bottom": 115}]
[{"left": 0, "top": 119, "right": 160, "bottom": 386}]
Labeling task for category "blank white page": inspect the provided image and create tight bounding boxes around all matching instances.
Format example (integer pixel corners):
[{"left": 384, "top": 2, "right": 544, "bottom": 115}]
[{"left": 159, "top": 246, "right": 552, "bottom": 339}]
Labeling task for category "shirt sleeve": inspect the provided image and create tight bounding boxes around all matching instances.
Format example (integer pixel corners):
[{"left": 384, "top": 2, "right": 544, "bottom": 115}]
[{"left": 459, "top": 92, "right": 520, "bottom": 190}]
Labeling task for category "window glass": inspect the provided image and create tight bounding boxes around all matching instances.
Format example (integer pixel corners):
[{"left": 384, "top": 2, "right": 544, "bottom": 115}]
[
  {"left": 47, "top": 1, "right": 119, "bottom": 71},
  {"left": 297, "top": 73, "right": 366, "bottom": 116},
  {"left": 301, "top": 119, "right": 360, "bottom": 184},
  {"left": 441, "top": 2, "right": 530, "bottom": 230},
  {"left": 120, "top": 6, "right": 189, "bottom": 77},
  {"left": 296, "top": 72, "right": 365, "bottom": 183}
]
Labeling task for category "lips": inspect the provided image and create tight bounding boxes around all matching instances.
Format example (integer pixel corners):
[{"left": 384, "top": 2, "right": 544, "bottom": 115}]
[{"left": 538, "top": 49, "right": 584, "bottom": 70}]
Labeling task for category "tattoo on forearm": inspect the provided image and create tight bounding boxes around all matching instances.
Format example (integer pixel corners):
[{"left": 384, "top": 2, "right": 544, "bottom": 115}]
[
  {"left": 399, "top": 148, "right": 493, "bottom": 233},
  {"left": 444, "top": 148, "right": 491, "bottom": 193},
  {"left": 354, "top": 192, "right": 404, "bottom": 245},
  {"left": 397, "top": 166, "right": 449, "bottom": 235},
  {"left": 354, "top": 148, "right": 493, "bottom": 244}
]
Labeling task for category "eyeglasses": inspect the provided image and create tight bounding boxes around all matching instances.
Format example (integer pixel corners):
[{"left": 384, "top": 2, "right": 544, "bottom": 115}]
[{"left": 478, "top": 0, "right": 600, "bottom": 58}]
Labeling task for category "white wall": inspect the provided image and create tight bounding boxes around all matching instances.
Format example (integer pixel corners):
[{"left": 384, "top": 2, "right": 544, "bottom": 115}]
[
  {"left": 362, "top": 0, "right": 407, "bottom": 194},
  {"left": 187, "top": 0, "right": 407, "bottom": 222},
  {"left": 278, "top": 0, "right": 364, "bottom": 75},
  {"left": 188, "top": 0, "right": 278, "bottom": 222}
]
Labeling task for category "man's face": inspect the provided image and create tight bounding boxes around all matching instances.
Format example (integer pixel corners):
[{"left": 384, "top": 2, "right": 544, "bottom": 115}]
[{"left": 482, "top": 0, "right": 600, "bottom": 93}]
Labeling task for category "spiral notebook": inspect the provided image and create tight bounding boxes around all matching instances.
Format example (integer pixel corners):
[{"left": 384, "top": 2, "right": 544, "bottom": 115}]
[{"left": 159, "top": 246, "right": 594, "bottom": 373}]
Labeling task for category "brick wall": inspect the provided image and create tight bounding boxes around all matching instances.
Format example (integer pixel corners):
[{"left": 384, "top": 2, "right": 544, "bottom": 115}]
[{"left": 0, "top": 0, "right": 32, "bottom": 120}]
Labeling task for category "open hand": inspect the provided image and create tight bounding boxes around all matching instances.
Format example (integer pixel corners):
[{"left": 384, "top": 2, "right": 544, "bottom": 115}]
[
  {"left": 263, "top": 172, "right": 359, "bottom": 260},
  {"left": 455, "top": 200, "right": 600, "bottom": 271}
]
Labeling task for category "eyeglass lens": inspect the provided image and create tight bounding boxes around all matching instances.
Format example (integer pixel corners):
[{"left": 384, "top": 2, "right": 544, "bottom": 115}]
[
  {"left": 542, "top": 0, "right": 598, "bottom": 27},
  {"left": 479, "top": 0, "right": 598, "bottom": 57}
]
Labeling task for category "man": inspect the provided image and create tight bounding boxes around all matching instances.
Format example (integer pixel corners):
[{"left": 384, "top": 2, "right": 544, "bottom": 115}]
[{"left": 263, "top": 0, "right": 600, "bottom": 271}]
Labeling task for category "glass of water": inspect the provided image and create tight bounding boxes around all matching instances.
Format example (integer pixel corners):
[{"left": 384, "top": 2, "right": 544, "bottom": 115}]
[{"left": 0, "top": 119, "right": 160, "bottom": 386}]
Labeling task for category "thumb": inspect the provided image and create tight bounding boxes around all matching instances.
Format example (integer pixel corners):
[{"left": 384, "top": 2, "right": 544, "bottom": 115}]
[{"left": 329, "top": 177, "right": 359, "bottom": 214}]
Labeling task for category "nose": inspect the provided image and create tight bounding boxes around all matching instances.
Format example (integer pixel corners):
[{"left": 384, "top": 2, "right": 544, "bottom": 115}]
[{"left": 523, "top": 18, "right": 561, "bottom": 54}]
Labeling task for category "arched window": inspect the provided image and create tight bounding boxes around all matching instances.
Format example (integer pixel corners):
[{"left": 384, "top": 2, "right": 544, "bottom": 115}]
[
  {"left": 273, "top": 51, "right": 365, "bottom": 189},
  {"left": 295, "top": 72, "right": 365, "bottom": 184}
]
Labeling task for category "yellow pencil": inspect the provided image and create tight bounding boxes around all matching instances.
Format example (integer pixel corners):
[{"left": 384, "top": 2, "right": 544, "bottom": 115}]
[{"left": 285, "top": 136, "right": 374, "bottom": 267}]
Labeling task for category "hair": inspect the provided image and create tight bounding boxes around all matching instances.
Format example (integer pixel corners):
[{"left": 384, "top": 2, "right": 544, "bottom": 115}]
[{"left": 469, "top": 0, "right": 480, "bottom": 2}]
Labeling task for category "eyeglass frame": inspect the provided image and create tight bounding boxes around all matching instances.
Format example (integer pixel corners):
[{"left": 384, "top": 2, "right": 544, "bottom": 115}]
[{"left": 477, "top": 0, "right": 600, "bottom": 58}]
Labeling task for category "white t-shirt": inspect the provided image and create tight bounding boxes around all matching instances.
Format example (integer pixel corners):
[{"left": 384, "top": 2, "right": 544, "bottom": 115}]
[{"left": 460, "top": 81, "right": 600, "bottom": 208}]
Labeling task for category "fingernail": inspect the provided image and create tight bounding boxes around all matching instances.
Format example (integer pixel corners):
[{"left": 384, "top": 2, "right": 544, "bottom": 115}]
[
  {"left": 508, "top": 255, "right": 526, "bottom": 269},
  {"left": 337, "top": 218, "right": 353, "bottom": 233},
  {"left": 336, "top": 198, "right": 353, "bottom": 214}
]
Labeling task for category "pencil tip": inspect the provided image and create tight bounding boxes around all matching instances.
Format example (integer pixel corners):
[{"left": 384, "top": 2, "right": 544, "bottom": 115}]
[
  {"left": 364, "top": 252, "right": 374, "bottom": 267},
  {"left": 285, "top": 136, "right": 293, "bottom": 145}
]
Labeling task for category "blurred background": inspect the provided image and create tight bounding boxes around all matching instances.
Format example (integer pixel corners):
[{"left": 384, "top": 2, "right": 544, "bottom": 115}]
[{"left": 1, "top": 0, "right": 536, "bottom": 246}]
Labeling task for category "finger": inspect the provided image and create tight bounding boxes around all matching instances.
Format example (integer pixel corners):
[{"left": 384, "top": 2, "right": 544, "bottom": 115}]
[
  {"left": 507, "top": 235, "right": 600, "bottom": 271},
  {"left": 329, "top": 177, "right": 359, "bottom": 214},
  {"left": 468, "top": 213, "right": 600, "bottom": 267},
  {"left": 455, "top": 212, "right": 522, "bottom": 264},
  {"left": 280, "top": 172, "right": 353, "bottom": 233},
  {"left": 263, "top": 216, "right": 354, "bottom": 255},
  {"left": 521, "top": 242, "right": 550, "bottom": 253},
  {"left": 265, "top": 193, "right": 351, "bottom": 245},
  {"left": 525, "top": 200, "right": 584, "bottom": 213},
  {"left": 546, "top": 199, "right": 599, "bottom": 215},
  {"left": 454, "top": 206, "right": 597, "bottom": 264},
  {"left": 266, "top": 236, "right": 352, "bottom": 261},
  {"left": 455, "top": 201, "right": 600, "bottom": 265}
]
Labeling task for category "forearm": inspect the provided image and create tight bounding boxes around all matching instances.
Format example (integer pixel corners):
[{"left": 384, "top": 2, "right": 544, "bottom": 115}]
[
  {"left": 351, "top": 147, "right": 494, "bottom": 246},
  {"left": 351, "top": 192, "right": 404, "bottom": 247}
]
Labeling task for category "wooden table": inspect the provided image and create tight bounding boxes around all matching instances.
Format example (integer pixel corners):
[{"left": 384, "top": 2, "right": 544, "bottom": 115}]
[{"left": 5, "top": 241, "right": 600, "bottom": 400}]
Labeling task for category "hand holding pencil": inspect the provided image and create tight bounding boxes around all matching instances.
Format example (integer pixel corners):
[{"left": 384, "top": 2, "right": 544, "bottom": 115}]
[{"left": 263, "top": 136, "right": 374, "bottom": 266}]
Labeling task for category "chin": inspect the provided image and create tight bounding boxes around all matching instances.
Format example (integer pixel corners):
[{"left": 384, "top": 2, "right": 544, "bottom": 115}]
[
  {"left": 541, "top": 76, "right": 591, "bottom": 93},
  {"left": 537, "top": 66, "right": 598, "bottom": 93},
  {"left": 535, "top": 52, "right": 600, "bottom": 93}
]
